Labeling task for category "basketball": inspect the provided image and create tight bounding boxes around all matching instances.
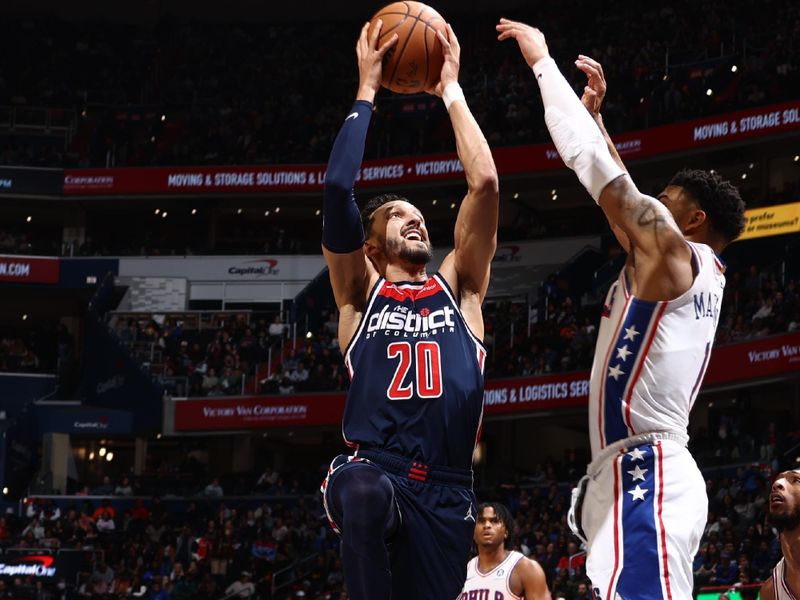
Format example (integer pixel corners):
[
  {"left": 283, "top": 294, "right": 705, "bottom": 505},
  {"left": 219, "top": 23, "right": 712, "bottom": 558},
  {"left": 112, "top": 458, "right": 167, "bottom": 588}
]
[{"left": 368, "top": 1, "right": 447, "bottom": 94}]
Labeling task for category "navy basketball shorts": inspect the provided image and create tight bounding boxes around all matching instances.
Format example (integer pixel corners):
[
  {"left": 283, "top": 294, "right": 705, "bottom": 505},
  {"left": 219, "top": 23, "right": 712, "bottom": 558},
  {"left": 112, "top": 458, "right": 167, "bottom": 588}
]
[{"left": 322, "top": 450, "right": 478, "bottom": 600}]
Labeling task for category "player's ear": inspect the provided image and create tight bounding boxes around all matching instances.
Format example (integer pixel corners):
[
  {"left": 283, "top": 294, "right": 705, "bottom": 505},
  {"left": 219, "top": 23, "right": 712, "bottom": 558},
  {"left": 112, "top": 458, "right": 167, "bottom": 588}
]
[{"left": 685, "top": 208, "right": 707, "bottom": 234}]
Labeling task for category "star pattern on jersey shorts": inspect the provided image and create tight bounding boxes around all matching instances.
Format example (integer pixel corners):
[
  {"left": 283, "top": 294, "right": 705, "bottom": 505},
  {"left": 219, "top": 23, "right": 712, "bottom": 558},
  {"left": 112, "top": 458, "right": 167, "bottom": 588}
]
[
  {"left": 627, "top": 465, "right": 648, "bottom": 481},
  {"left": 608, "top": 364, "right": 625, "bottom": 380},
  {"left": 627, "top": 447, "right": 646, "bottom": 462},
  {"left": 616, "top": 344, "right": 632, "bottom": 362}
]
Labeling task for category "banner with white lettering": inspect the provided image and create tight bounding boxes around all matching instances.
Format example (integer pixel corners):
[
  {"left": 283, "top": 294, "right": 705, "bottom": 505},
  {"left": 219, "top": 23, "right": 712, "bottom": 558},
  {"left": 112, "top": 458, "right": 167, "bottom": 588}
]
[
  {"left": 169, "top": 332, "right": 800, "bottom": 432},
  {"left": 63, "top": 101, "right": 800, "bottom": 196},
  {"left": 0, "top": 255, "right": 60, "bottom": 284},
  {"left": 703, "top": 331, "right": 800, "bottom": 387}
]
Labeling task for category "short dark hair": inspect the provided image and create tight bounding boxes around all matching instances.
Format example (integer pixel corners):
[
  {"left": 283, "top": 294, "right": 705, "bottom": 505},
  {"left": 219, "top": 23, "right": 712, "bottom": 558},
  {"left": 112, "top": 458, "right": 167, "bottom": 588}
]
[
  {"left": 361, "top": 193, "right": 409, "bottom": 236},
  {"left": 668, "top": 169, "right": 746, "bottom": 244},
  {"left": 477, "top": 502, "right": 516, "bottom": 549}
]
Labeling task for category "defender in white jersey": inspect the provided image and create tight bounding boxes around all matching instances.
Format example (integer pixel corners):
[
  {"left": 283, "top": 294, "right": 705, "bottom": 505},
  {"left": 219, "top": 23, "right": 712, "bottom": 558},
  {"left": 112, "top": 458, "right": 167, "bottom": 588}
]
[
  {"left": 761, "top": 470, "right": 800, "bottom": 600},
  {"left": 497, "top": 21, "right": 746, "bottom": 600},
  {"left": 461, "top": 504, "right": 550, "bottom": 600}
]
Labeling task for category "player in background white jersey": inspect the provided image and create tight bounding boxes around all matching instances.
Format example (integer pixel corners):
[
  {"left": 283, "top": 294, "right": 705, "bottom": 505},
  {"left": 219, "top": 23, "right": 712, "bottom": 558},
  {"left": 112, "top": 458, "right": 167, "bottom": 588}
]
[
  {"left": 497, "top": 20, "right": 747, "bottom": 600},
  {"left": 461, "top": 503, "right": 551, "bottom": 600},
  {"left": 761, "top": 470, "right": 800, "bottom": 600}
]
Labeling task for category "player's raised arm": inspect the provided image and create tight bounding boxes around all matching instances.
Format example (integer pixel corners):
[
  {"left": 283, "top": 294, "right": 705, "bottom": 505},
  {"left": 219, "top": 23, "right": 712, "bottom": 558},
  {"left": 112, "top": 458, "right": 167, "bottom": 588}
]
[
  {"left": 497, "top": 20, "right": 692, "bottom": 293},
  {"left": 322, "top": 23, "right": 397, "bottom": 330},
  {"left": 430, "top": 24, "right": 499, "bottom": 308}
]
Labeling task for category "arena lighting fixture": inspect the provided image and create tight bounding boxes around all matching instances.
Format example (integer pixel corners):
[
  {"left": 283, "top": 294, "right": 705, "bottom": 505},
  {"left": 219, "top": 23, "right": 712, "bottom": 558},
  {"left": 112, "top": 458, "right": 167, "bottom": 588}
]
[
  {"left": 2, "top": 488, "right": 7, "bottom": 496},
  {"left": 161, "top": 114, "right": 166, "bottom": 121},
  {"left": 706, "top": 89, "right": 713, "bottom": 96},
  {"left": 639, "top": 97, "right": 644, "bottom": 104},
  {"left": 89, "top": 452, "right": 95, "bottom": 460},
  {"left": 275, "top": 207, "right": 281, "bottom": 213},
  {"left": 748, "top": 163, "right": 754, "bottom": 169},
  {"left": 710, "top": 169, "right": 716, "bottom": 174},
  {"left": 731, "top": 65, "right": 738, "bottom": 73},
  {"left": 22, "top": 314, "right": 27, "bottom": 321},
  {"left": 662, "top": 74, "right": 668, "bottom": 81},
  {"left": 513, "top": 192, "right": 519, "bottom": 199},
  {"left": 162, "top": 212, "right": 168, "bottom": 218},
  {"left": 450, "top": 202, "right": 456, "bottom": 209},
  {"left": 552, "top": 194, "right": 558, "bottom": 201},
  {"left": 794, "top": 155, "right": 799, "bottom": 162},
  {"left": 432, "top": 199, "right": 438, "bottom": 205},
  {"left": 154, "top": 209, "right": 160, "bottom": 215},
  {"left": 306, "top": 332, "right": 313, "bottom": 339},
  {"left": 156, "top": 433, "right": 162, "bottom": 439},
  {"left": 150, "top": 136, "right": 155, "bottom": 142},
  {"left": 315, "top": 209, "right": 321, "bottom": 216},
  {"left": 191, "top": 209, "right": 197, "bottom": 215},
  {"left": 264, "top": 210, "right": 270, "bottom": 216},
  {"left": 99, "top": 447, "right": 106, "bottom": 457},
  {"left": 26, "top": 216, "right": 31, "bottom": 222},
  {"left": 551, "top": 189, "right": 556, "bottom": 195},
  {"left": 106, "top": 452, "right": 114, "bottom": 462},
  {"left": 741, "top": 173, "right": 747, "bottom": 180},
  {"left": 236, "top": 208, "right": 242, "bottom": 214}
]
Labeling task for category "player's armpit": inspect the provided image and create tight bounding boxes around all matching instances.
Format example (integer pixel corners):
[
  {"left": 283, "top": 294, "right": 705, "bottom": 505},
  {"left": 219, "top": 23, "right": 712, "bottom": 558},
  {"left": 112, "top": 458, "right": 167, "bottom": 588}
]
[{"left": 322, "top": 246, "right": 377, "bottom": 348}]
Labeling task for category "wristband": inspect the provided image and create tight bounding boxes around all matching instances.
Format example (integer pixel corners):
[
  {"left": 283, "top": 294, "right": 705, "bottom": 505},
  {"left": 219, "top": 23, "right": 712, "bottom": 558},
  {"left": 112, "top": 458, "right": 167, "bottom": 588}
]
[{"left": 442, "top": 82, "right": 466, "bottom": 111}]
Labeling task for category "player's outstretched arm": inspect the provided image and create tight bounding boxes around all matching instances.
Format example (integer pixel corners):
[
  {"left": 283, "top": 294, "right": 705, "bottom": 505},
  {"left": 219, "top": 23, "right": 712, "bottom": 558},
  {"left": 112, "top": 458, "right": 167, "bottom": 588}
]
[
  {"left": 576, "top": 54, "right": 630, "bottom": 252},
  {"left": 516, "top": 558, "right": 552, "bottom": 600},
  {"left": 497, "top": 19, "right": 691, "bottom": 297},
  {"left": 429, "top": 24, "right": 499, "bottom": 324},
  {"left": 322, "top": 22, "right": 396, "bottom": 347}
]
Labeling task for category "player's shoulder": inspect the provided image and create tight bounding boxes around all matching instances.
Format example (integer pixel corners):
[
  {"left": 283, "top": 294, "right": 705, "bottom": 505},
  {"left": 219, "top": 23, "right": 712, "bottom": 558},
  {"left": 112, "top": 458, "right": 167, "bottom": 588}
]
[
  {"left": 513, "top": 553, "right": 545, "bottom": 579},
  {"left": 760, "top": 575, "right": 774, "bottom": 599}
]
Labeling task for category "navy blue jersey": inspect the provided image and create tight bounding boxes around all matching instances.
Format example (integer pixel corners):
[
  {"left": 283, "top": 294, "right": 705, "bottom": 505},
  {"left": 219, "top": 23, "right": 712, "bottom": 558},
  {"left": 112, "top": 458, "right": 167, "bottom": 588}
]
[{"left": 342, "top": 274, "right": 487, "bottom": 470}]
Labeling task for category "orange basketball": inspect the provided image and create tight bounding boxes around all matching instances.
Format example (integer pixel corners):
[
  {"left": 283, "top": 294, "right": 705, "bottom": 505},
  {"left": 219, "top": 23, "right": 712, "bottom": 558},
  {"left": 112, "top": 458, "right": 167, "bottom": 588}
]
[{"left": 368, "top": 1, "right": 447, "bottom": 94}]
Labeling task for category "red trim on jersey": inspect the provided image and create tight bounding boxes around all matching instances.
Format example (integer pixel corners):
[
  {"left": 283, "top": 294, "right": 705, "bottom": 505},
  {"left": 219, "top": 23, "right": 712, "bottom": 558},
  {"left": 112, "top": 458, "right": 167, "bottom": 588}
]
[
  {"left": 655, "top": 442, "right": 674, "bottom": 600},
  {"left": 377, "top": 278, "right": 442, "bottom": 302},
  {"left": 623, "top": 301, "right": 668, "bottom": 433},
  {"left": 597, "top": 295, "right": 633, "bottom": 449},
  {"left": 606, "top": 453, "right": 624, "bottom": 600}
]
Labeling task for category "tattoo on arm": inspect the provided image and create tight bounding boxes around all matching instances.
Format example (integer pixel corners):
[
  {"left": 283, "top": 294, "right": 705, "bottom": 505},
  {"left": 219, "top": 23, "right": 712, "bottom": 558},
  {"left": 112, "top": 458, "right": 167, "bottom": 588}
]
[{"left": 636, "top": 203, "right": 667, "bottom": 231}]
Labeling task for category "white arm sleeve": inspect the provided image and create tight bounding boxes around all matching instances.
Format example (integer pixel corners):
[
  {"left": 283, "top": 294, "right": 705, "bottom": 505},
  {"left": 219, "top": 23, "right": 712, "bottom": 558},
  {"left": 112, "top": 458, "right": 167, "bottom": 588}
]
[{"left": 532, "top": 57, "right": 626, "bottom": 202}]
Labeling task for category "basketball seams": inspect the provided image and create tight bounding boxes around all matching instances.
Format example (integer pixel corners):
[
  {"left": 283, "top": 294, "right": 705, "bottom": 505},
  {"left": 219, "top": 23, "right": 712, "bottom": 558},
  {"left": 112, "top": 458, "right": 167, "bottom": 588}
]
[{"left": 372, "top": 1, "right": 445, "bottom": 93}]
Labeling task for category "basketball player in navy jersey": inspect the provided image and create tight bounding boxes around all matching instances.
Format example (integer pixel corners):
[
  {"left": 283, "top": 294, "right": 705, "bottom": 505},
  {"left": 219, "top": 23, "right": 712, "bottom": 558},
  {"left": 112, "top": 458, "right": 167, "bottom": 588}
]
[
  {"left": 498, "top": 20, "right": 746, "bottom": 600},
  {"left": 320, "top": 19, "right": 498, "bottom": 600},
  {"left": 761, "top": 469, "right": 800, "bottom": 600},
  {"left": 461, "top": 503, "right": 551, "bottom": 600}
]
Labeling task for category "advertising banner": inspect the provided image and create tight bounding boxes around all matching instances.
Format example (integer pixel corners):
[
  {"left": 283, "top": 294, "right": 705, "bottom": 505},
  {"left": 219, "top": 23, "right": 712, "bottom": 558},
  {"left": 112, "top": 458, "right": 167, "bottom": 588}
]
[
  {"left": 38, "top": 407, "right": 134, "bottom": 435},
  {"left": 63, "top": 101, "right": 800, "bottom": 196},
  {"left": 703, "top": 331, "right": 800, "bottom": 387},
  {"left": 738, "top": 202, "right": 800, "bottom": 241},
  {"left": 0, "top": 166, "right": 63, "bottom": 197},
  {"left": 0, "top": 255, "right": 59, "bottom": 284},
  {"left": 118, "top": 255, "right": 325, "bottom": 282},
  {"left": 171, "top": 333, "right": 800, "bottom": 432}
]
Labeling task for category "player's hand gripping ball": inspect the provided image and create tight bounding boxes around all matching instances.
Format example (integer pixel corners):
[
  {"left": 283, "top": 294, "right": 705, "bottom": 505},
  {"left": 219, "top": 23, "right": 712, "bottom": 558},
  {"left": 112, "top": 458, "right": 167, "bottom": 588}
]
[{"left": 368, "top": 1, "right": 447, "bottom": 94}]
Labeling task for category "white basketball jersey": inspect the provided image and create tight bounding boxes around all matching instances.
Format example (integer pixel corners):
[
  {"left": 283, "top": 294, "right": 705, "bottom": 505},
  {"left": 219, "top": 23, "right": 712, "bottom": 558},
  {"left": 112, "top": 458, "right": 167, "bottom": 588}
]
[
  {"left": 772, "top": 558, "right": 799, "bottom": 600},
  {"left": 460, "top": 550, "right": 525, "bottom": 600},
  {"left": 588, "top": 242, "right": 725, "bottom": 457}
]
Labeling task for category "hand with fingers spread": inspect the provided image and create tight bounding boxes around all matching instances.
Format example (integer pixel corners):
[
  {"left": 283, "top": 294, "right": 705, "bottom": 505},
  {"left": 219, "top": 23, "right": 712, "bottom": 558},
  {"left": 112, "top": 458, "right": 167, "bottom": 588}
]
[
  {"left": 495, "top": 18, "right": 549, "bottom": 67},
  {"left": 426, "top": 23, "right": 460, "bottom": 97},
  {"left": 575, "top": 54, "right": 607, "bottom": 117},
  {"left": 356, "top": 19, "right": 398, "bottom": 103}
]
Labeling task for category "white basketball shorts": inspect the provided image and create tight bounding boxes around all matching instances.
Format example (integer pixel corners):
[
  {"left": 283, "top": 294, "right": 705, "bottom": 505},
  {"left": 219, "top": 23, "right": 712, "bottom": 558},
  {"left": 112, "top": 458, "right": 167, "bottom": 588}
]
[{"left": 573, "top": 437, "right": 707, "bottom": 600}]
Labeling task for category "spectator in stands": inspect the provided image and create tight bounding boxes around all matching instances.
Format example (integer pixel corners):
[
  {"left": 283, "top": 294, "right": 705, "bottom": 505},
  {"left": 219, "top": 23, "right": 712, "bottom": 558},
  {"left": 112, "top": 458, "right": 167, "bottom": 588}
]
[
  {"left": 203, "top": 478, "right": 224, "bottom": 497},
  {"left": 225, "top": 572, "right": 255, "bottom": 598},
  {"left": 92, "top": 475, "right": 115, "bottom": 496},
  {"left": 114, "top": 476, "right": 134, "bottom": 496}
]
